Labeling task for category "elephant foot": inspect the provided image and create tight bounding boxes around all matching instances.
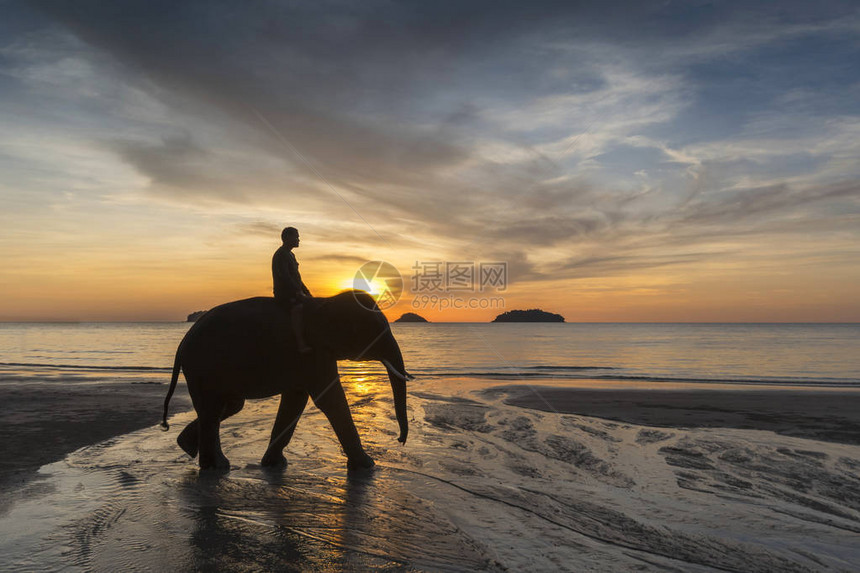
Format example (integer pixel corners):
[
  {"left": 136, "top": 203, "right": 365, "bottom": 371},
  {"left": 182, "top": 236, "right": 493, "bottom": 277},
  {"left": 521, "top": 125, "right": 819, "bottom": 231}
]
[
  {"left": 260, "top": 451, "right": 287, "bottom": 468},
  {"left": 198, "top": 465, "right": 230, "bottom": 476},
  {"left": 199, "top": 463, "right": 230, "bottom": 473},
  {"left": 347, "top": 452, "right": 375, "bottom": 471},
  {"left": 177, "top": 425, "right": 199, "bottom": 458},
  {"left": 199, "top": 452, "right": 231, "bottom": 471}
]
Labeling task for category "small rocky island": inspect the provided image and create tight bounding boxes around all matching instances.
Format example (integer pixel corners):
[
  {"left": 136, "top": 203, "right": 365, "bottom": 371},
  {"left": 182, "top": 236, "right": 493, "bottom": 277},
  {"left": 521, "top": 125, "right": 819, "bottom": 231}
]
[
  {"left": 394, "top": 312, "right": 429, "bottom": 323},
  {"left": 492, "top": 309, "right": 565, "bottom": 323},
  {"left": 186, "top": 310, "right": 208, "bottom": 322}
]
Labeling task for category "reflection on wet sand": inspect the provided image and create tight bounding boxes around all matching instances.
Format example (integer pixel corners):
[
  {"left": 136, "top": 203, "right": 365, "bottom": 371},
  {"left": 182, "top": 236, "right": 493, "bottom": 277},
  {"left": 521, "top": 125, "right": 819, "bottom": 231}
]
[
  {"left": 183, "top": 472, "right": 306, "bottom": 570},
  {"left": 175, "top": 461, "right": 490, "bottom": 571}
]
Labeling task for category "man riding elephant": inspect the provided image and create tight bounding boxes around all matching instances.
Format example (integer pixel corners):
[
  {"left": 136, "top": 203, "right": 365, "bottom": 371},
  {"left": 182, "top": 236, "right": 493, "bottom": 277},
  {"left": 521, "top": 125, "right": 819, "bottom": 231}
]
[{"left": 272, "top": 226, "right": 312, "bottom": 353}]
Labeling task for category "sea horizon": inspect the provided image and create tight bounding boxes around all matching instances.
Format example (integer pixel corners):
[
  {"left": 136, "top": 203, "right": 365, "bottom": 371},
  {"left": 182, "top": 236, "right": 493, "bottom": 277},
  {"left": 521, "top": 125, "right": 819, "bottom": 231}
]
[{"left": 2, "top": 320, "right": 859, "bottom": 325}]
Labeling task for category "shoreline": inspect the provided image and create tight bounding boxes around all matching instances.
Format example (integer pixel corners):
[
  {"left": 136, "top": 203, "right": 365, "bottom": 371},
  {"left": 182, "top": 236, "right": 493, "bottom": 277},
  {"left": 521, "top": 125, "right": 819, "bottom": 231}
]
[
  {"left": 0, "top": 382, "right": 191, "bottom": 496},
  {"left": 488, "top": 384, "right": 860, "bottom": 445}
]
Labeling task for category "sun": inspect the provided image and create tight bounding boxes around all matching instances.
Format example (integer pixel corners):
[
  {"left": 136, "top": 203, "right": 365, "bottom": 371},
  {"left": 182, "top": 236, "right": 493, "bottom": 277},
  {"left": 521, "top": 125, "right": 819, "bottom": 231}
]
[{"left": 339, "top": 277, "right": 387, "bottom": 296}]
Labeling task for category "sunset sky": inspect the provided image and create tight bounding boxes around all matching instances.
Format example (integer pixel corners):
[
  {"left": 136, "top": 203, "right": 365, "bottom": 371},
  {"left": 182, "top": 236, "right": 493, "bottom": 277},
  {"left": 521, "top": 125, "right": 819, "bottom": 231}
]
[{"left": 2, "top": 1, "right": 859, "bottom": 322}]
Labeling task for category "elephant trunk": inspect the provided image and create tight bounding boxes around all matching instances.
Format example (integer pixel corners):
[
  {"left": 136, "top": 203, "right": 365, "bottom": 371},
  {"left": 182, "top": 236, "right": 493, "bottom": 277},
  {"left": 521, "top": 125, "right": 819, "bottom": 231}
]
[{"left": 379, "top": 335, "right": 411, "bottom": 444}]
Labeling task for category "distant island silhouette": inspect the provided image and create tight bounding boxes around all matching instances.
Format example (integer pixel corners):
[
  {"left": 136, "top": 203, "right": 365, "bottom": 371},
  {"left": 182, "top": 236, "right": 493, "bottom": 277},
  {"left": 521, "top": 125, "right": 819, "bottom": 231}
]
[
  {"left": 187, "top": 310, "right": 207, "bottom": 322},
  {"left": 394, "top": 312, "right": 429, "bottom": 323},
  {"left": 492, "top": 309, "right": 565, "bottom": 323}
]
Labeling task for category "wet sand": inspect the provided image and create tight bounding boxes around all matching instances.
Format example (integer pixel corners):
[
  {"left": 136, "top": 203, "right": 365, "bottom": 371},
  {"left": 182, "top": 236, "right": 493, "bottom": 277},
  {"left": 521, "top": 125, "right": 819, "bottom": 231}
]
[
  {"left": 492, "top": 385, "right": 860, "bottom": 445},
  {"left": 2, "top": 379, "right": 860, "bottom": 571},
  {"left": 0, "top": 382, "right": 191, "bottom": 492}
]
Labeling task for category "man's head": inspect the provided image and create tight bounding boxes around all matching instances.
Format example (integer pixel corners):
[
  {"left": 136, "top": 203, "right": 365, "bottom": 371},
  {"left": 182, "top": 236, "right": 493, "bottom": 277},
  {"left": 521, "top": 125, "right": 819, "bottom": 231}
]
[{"left": 281, "top": 226, "right": 300, "bottom": 248}]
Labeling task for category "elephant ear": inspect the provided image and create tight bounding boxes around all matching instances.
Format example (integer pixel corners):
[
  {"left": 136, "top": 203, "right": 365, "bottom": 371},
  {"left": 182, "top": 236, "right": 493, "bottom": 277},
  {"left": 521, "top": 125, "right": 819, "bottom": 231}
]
[{"left": 305, "top": 305, "right": 349, "bottom": 353}]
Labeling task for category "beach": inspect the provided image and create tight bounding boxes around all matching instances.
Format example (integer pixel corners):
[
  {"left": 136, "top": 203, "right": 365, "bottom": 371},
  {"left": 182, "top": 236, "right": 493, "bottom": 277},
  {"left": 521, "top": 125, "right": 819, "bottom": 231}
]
[
  {"left": 2, "top": 375, "right": 859, "bottom": 571},
  {"left": 494, "top": 385, "right": 860, "bottom": 445},
  {"left": 0, "top": 382, "right": 191, "bottom": 496}
]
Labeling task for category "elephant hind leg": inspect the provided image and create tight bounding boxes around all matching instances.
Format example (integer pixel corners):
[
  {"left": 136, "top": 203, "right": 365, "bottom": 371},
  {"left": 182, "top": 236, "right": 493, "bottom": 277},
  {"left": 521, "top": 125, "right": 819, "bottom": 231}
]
[
  {"left": 177, "top": 396, "right": 245, "bottom": 459},
  {"left": 177, "top": 421, "right": 199, "bottom": 457}
]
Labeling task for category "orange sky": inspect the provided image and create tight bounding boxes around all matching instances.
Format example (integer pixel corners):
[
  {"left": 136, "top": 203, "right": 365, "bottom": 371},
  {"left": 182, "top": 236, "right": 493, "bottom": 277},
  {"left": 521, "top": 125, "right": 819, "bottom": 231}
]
[{"left": 3, "top": 226, "right": 859, "bottom": 322}]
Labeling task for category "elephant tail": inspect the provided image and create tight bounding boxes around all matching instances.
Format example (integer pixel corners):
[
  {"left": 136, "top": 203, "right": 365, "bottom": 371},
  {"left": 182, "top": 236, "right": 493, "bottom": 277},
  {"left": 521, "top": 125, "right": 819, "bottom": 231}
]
[{"left": 161, "top": 343, "right": 183, "bottom": 431}]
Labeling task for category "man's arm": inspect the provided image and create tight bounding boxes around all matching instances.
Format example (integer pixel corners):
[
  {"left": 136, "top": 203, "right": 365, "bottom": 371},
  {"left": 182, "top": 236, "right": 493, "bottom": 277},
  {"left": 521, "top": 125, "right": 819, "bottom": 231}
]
[
  {"left": 275, "top": 250, "right": 304, "bottom": 293},
  {"left": 288, "top": 251, "right": 312, "bottom": 297}
]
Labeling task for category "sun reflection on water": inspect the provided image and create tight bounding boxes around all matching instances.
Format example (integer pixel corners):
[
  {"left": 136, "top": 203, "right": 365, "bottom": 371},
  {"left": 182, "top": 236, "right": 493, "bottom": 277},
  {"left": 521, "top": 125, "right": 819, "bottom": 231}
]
[
  {"left": 340, "top": 362, "right": 388, "bottom": 397},
  {"left": 345, "top": 378, "right": 375, "bottom": 395}
]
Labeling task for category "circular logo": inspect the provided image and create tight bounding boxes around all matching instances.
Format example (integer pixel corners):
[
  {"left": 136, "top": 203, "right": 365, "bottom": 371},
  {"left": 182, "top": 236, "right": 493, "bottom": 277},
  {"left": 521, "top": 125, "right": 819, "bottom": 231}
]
[{"left": 353, "top": 261, "right": 403, "bottom": 310}]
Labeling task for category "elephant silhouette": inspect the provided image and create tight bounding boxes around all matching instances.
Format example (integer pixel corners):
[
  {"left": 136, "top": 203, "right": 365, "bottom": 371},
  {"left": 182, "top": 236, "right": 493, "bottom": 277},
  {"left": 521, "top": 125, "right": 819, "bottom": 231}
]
[{"left": 161, "top": 290, "right": 413, "bottom": 470}]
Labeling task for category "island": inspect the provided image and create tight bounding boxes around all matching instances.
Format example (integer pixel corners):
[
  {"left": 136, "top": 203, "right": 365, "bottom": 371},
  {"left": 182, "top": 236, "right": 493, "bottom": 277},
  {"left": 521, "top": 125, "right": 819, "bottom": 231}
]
[
  {"left": 492, "top": 309, "right": 565, "bottom": 323},
  {"left": 394, "top": 312, "right": 429, "bottom": 323},
  {"left": 186, "top": 310, "right": 208, "bottom": 322}
]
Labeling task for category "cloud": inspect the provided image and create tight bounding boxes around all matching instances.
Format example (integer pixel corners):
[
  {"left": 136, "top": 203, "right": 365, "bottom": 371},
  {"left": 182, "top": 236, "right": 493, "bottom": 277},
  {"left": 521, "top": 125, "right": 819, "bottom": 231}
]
[
  {"left": 5, "top": 0, "right": 858, "bottom": 290},
  {"left": 676, "top": 180, "right": 860, "bottom": 226},
  {"left": 233, "top": 221, "right": 283, "bottom": 238},
  {"left": 34, "top": 1, "right": 475, "bottom": 185},
  {"left": 112, "top": 135, "right": 210, "bottom": 188},
  {"left": 558, "top": 251, "right": 732, "bottom": 279},
  {"left": 307, "top": 254, "right": 372, "bottom": 266}
]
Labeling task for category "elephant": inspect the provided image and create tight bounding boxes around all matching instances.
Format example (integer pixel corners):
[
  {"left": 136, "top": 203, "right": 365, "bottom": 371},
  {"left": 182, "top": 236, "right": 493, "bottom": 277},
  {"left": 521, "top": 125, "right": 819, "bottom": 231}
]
[{"left": 161, "top": 290, "right": 413, "bottom": 471}]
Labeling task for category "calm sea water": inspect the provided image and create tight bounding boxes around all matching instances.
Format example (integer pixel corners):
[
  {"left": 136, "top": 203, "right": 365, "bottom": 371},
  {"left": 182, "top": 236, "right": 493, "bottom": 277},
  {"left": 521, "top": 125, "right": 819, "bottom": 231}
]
[
  {"left": 0, "top": 323, "right": 860, "bottom": 386},
  {"left": 0, "top": 322, "right": 858, "bottom": 387}
]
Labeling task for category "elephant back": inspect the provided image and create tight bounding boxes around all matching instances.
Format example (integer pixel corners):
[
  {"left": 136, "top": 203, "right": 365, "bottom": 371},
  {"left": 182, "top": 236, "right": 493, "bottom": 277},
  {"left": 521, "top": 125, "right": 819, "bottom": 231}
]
[{"left": 182, "top": 297, "right": 295, "bottom": 376}]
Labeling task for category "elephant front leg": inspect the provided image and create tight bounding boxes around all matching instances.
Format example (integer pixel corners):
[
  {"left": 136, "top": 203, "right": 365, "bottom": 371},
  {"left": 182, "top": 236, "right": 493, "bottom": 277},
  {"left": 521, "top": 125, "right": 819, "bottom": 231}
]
[
  {"left": 261, "top": 390, "right": 309, "bottom": 467},
  {"left": 311, "top": 378, "right": 374, "bottom": 470}
]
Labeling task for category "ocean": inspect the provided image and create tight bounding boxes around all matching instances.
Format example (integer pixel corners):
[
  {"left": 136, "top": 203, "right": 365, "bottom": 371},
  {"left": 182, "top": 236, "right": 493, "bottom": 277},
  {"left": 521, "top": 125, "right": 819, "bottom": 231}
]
[{"left": 1, "top": 322, "right": 858, "bottom": 387}]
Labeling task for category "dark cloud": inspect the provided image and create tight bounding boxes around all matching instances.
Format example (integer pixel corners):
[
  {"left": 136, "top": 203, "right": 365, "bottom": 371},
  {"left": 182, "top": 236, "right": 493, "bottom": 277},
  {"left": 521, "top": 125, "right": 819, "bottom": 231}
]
[
  {"left": 558, "top": 251, "right": 730, "bottom": 278},
  {"left": 108, "top": 134, "right": 279, "bottom": 204},
  {"left": 307, "top": 254, "right": 371, "bottom": 266},
  {"left": 234, "top": 221, "right": 284, "bottom": 238},
  {"left": 483, "top": 214, "right": 611, "bottom": 246},
  {"left": 34, "top": 1, "right": 484, "bottom": 188},
  {"left": 677, "top": 180, "right": 860, "bottom": 225},
  {"left": 482, "top": 250, "right": 543, "bottom": 284},
  {"left": 112, "top": 135, "right": 209, "bottom": 188}
]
